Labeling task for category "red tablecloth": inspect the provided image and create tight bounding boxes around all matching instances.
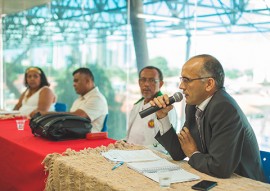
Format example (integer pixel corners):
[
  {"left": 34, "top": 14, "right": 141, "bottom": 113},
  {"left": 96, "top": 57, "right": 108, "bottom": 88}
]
[{"left": 0, "top": 119, "right": 116, "bottom": 191}]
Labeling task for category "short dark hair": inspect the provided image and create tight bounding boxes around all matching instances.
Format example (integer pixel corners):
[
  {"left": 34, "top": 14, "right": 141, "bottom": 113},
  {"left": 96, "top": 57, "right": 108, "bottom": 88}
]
[
  {"left": 73, "top": 67, "right": 94, "bottom": 82},
  {"left": 24, "top": 67, "right": 50, "bottom": 88},
  {"left": 192, "top": 54, "right": 224, "bottom": 89},
  {"left": 139, "top": 66, "right": 163, "bottom": 81}
]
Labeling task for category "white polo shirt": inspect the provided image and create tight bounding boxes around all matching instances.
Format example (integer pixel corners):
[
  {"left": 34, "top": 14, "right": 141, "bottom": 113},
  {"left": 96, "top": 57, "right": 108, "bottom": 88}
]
[{"left": 70, "top": 87, "right": 108, "bottom": 132}]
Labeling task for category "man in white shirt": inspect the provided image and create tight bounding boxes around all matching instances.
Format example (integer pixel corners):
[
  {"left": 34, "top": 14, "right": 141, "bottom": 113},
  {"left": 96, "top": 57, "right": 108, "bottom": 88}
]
[
  {"left": 70, "top": 68, "right": 108, "bottom": 132},
  {"left": 126, "top": 66, "right": 178, "bottom": 146}
]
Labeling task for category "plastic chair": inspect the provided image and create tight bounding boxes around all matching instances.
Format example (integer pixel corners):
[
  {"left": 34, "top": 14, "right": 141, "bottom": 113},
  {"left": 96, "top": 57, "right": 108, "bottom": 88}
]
[
  {"left": 54, "top": 102, "right": 67, "bottom": 112},
  {"left": 101, "top": 114, "right": 108, "bottom": 132},
  {"left": 260, "top": 150, "right": 270, "bottom": 183}
]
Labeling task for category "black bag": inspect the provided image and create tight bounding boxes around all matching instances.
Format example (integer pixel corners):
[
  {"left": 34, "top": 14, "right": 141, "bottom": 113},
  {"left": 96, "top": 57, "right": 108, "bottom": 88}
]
[{"left": 30, "top": 113, "right": 92, "bottom": 141}]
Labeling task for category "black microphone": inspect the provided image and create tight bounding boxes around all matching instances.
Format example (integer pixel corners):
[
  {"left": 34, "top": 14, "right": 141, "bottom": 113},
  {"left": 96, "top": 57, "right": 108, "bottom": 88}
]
[{"left": 139, "top": 92, "right": 183, "bottom": 118}]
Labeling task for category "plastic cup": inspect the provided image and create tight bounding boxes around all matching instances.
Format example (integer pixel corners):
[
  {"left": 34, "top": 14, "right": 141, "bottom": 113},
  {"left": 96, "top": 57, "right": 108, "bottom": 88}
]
[
  {"left": 16, "top": 119, "right": 25, "bottom": 130},
  {"left": 158, "top": 170, "right": 172, "bottom": 188}
]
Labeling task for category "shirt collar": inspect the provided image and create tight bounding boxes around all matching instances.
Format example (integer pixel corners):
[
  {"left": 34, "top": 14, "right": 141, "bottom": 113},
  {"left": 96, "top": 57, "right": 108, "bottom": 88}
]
[
  {"left": 196, "top": 96, "right": 213, "bottom": 112},
  {"left": 134, "top": 91, "right": 163, "bottom": 105},
  {"left": 80, "top": 87, "right": 98, "bottom": 100}
]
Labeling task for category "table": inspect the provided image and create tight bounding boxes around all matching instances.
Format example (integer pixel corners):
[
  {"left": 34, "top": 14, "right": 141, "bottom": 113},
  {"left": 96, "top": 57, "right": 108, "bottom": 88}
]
[
  {"left": 0, "top": 118, "right": 116, "bottom": 191},
  {"left": 43, "top": 143, "right": 270, "bottom": 191}
]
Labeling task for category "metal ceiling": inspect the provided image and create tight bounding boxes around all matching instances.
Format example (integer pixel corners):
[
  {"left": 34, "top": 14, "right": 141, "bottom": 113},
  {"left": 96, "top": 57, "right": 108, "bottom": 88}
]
[
  {"left": 2, "top": 0, "right": 270, "bottom": 49},
  {"left": 0, "top": 0, "right": 50, "bottom": 15}
]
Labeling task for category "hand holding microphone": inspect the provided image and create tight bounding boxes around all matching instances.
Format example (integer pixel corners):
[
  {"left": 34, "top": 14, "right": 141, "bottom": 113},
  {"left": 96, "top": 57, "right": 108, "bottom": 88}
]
[{"left": 139, "top": 92, "right": 183, "bottom": 118}]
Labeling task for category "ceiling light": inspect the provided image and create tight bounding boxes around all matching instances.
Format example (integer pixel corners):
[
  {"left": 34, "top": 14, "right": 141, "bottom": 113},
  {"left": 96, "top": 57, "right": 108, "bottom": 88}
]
[{"left": 137, "top": 13, "right": 181, "bottom": 23}]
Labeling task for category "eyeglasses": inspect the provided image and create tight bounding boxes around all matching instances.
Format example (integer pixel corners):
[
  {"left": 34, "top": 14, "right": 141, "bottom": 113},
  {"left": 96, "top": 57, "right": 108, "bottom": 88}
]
[
  {"left": 139, "top": 78, "right": 160, "bottom": 84},
  {"left": 179, "top": 76, "right": 213, "bottom": 83}
]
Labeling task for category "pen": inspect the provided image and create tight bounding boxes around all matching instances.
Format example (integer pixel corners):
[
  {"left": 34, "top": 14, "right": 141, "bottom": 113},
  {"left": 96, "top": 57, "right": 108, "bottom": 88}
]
[{"left": 112, "top": 161, "right": 124, "bottom": 170}]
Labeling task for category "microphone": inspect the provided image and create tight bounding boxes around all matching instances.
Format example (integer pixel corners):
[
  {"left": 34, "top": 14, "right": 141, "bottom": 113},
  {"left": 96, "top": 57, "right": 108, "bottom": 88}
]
[{"left": 139, "top": 92, "right": 183, "bottom": 118}]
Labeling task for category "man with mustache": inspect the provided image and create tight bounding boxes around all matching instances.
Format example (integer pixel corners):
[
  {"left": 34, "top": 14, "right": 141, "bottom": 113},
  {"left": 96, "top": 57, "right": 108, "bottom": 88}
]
[{"left": 126, "top": 66, "right": 178, "bottom": 147}]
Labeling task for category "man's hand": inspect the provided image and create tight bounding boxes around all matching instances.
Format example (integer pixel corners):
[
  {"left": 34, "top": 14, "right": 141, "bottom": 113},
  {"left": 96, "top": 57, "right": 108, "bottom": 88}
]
[
  {"left": 178, "top": 127, "right": 198, "bottom": 158},
  {"left": 149, "top": 94, "right": 173, "bottom": 119}
]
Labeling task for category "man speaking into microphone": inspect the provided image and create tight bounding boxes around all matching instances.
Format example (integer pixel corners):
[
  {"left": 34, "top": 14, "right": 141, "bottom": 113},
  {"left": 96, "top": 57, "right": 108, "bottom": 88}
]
[
  {"left": 125, "top": 66, "right": 178, "bottom": 147},
  {"left": 139, "top": 92, "right": 183, "bottom": 118},
  {"left": 150, "top": 54, "right": 265, "bottom": 182}
]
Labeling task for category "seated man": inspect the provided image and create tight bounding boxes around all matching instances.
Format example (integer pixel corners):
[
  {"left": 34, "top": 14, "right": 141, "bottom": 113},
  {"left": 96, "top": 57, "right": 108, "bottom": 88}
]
[
  {"left": 150, "top": 54, "right": 265, "bottom": 182},
  {"left": 35, "top": 67, "right": 108, "bottom": 132},
  {"left": 126, "top": 66, "right": 178, "bottom": 146},
  {"left": 69, "top": 67, "right": 108, "bottom": 132}
]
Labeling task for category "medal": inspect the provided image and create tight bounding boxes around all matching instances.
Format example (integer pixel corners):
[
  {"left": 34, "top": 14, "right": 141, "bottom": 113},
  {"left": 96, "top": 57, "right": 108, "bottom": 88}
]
[{"left": 148, "top": 119, "right": 154, "bottom": 128}]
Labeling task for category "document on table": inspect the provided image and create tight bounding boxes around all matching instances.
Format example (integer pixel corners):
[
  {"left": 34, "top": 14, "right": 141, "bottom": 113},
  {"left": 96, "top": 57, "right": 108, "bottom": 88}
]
[
  {"left": 126, "top": 158, "right": 180, "bottom": 173},
  {"left": 0, "top": 110, "right": 20, "bottom": 115},
  {"left": 102, "top": 149, "right": 200, "bottom": 183},
  {"left": 126, "top": 158, "right": 199, "bottom": 183},
  {"left": 101, "top": 149, "right": 162, "bottom": 162},
  {"left": 144, "top": 169, "right": 200, "bottom": 183}
]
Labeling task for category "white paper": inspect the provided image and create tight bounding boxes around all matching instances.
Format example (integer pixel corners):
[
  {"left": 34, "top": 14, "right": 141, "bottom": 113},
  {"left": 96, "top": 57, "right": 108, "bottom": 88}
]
[
  {"left": 102, "top": 149, "right": 200, "bottom": 184},
  {"left": 144, "top": 169, "right": 200, "bottom": 183},
  {"left": 0, "top": 110, "right": 20, "bottom": 115},
  {"left": 101, "top": 149, "right": 162, "bottom": 162},
  {"left": 127, "top": 158, "right": 180, "bottom": 173}
]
